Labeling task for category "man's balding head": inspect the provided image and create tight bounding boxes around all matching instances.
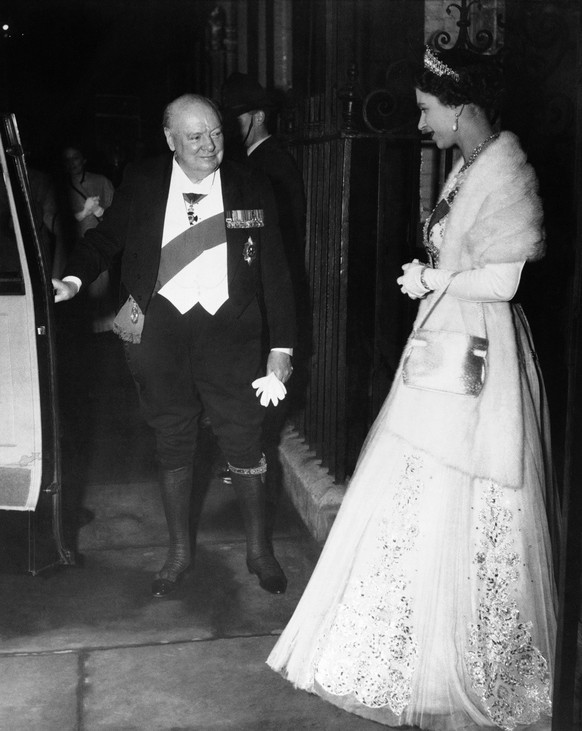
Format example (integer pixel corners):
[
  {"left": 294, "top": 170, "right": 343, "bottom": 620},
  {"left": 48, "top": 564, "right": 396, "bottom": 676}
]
[{"left": 162, "top": 94, "right": 221, "bottom": 130}]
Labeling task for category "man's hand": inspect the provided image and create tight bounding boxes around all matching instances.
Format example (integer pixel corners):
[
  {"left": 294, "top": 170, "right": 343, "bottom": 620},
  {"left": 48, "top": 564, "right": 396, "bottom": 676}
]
[
  {"left": 75, "top": 196, "right": 101, "bottom": 222},
  {"left": 52, "top": 278, "right": 79, "bottom": 303},
  {"left": 266, "top": 350, "right": 293, "bottom": 384}
]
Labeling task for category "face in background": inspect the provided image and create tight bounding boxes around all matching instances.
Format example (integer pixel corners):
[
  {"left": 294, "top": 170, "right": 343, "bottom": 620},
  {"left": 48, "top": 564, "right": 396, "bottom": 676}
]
[
  {"left": 63, "top": 147, "right": 85, "bottom": 178},
  {"left": 416, "top": 89, "right": 458, "bottom": 150},
  {"left": 164, "top": 100, "right": 224, "bottom": 182},
  {"left": 236, "top": 111, "right": 254, "bottom": 148}
]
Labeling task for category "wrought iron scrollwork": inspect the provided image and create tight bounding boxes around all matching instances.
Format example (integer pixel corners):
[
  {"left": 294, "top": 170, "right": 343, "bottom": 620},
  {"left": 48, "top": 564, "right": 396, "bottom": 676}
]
[
  {"left": 341, "top": 0, "right": 503, "bottom": 135},
  {"left": 432, "top": 0, "right": 495, "bottom": 53},
  {"left": 361, "top": 59, "right": 417, "bottom": 136},
  {"left": 362, "top": 90, "right": 396, "bottom": 134}
]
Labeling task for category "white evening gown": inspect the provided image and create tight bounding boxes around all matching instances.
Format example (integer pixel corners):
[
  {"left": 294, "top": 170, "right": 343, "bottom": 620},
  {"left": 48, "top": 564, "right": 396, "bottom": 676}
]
[{"left": 267, "top": 300, "right": 557, "bottom": 730}]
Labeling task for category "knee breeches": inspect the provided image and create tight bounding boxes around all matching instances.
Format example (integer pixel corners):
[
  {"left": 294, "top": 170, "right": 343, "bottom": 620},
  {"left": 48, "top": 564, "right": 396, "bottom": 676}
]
[{"left": 124, "top": 295, "right": 265, "bottom": 469}]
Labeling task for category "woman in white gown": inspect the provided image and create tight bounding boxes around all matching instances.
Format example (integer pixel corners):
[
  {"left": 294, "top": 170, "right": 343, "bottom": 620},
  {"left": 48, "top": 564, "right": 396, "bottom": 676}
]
[{"left": 267, "top": 46, "right": 557, "bottom": 731}]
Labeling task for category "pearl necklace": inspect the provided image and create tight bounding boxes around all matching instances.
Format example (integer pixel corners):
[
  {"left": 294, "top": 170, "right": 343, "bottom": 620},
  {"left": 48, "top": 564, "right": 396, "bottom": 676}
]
[{"left": 458, "top": 132, "right": 500, "bottom": 175}]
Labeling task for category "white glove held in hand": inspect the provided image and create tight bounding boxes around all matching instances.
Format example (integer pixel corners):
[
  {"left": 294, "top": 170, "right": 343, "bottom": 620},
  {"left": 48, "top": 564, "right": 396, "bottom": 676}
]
[{"left": 251, "top": 372, "right": 287, "bottom": 407}]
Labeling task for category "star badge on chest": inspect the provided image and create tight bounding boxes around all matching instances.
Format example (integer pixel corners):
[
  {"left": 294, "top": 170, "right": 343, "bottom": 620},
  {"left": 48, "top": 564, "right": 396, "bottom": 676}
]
[{"left": 243, "top": 236, "right": 257, "bottom": 265}]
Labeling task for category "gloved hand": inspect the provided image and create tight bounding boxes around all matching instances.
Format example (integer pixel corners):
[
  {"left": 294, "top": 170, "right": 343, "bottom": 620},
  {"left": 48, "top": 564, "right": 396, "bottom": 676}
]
[
  {"left": 396, "top": 259, "right": 430, "bottom": 299},
  {"left": 251, "top": 372, "right": 287, "bottom": 407}
]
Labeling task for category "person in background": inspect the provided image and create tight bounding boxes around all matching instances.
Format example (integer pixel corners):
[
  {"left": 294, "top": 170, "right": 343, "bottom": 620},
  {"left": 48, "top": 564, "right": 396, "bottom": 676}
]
[
  {"left": 268, "top": 46, "right": 556, "bottom": 731},
  {"left": 61, "top": 145, "right": 116, "bottom": 332},
  {"left": 221, "top": 73, "right": 306, "bottom": 309},
  {"left": 221, "top": 73, "right": 308, "bottom": 536},
  {"left": 53, "top": 95, "right": 296, "bottom": 599}
]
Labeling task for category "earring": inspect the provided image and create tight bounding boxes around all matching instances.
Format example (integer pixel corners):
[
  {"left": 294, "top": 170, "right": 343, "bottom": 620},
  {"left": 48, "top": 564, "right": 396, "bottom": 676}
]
[{"left": 452, "top": 105, "right": 464, "bottom": 132}]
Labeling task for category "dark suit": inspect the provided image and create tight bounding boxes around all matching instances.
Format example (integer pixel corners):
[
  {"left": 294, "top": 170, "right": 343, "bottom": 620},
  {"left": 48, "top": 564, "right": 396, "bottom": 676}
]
[
  {"left": 248, "top": 136, "right": 306, "bottom": 295},
  {"left": 243, "top": 137, "right": 308, "bottom": 532},
  {"left": 64, "top": 155, "right": 296, "bottom": 470}
]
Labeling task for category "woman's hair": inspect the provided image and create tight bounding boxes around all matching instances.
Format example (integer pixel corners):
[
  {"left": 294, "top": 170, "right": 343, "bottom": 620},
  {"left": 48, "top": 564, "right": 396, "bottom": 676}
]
[{"left": 415, "top": 47, "right": 504, "bottom": 119}]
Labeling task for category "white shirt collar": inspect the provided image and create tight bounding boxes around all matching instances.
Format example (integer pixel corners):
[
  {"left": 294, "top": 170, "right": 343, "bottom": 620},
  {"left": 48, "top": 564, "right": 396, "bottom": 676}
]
[{"left": 247, "top": 135, "right": 271, "bottom": 157}]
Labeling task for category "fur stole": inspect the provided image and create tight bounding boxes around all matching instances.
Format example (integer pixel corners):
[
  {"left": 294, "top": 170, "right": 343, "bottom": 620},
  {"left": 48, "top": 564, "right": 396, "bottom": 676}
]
[
  {"left": 440, "top": 131, "right": 545, "bottom": 271},
  {"left": 383, "top": 133, "right": 548, "bottom": 489}
]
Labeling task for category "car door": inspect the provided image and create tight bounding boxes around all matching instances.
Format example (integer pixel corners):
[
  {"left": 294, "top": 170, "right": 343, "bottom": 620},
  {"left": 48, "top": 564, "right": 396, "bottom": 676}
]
[{"left": 0, "top": 113, "right": 73, "bottom": 573}]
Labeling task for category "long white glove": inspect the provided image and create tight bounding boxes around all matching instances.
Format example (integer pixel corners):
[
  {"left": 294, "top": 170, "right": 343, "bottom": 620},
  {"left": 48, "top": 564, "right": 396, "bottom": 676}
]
[
  {"left": 422, "top": 261, "right": 525, "bottom": 302},
  {"left": 251, "top": 372, "right": 287, "bottom": 407},
  {"left": 398, "top": 260, "right": 525, "bottom": 303}
]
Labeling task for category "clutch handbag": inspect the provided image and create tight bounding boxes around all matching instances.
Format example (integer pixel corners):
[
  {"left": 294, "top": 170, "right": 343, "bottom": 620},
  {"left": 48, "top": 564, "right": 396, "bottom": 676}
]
[{"left": 402, "top": 272, "right": 488, "bottom": 397}]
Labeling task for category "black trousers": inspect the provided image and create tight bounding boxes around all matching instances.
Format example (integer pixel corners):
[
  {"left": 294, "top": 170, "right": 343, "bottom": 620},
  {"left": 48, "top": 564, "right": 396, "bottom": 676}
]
[{"left": 124, "top": 294, "right": 265, "bottom": 470}]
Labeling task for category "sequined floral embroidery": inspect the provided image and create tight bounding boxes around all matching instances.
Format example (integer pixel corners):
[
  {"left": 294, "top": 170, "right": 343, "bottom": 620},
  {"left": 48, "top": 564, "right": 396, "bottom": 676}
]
[
  {"left": 313, "top": 455, "right": 423, "bottom": 714},
  {"left": 466, "top": 482, "right": 552, "bottom": 730}
]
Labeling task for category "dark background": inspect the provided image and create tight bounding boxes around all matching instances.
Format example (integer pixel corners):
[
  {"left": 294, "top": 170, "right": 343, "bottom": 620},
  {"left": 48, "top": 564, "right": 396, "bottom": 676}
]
[{"left": 0, "top": 0, "right": 219, "bottom": 180}]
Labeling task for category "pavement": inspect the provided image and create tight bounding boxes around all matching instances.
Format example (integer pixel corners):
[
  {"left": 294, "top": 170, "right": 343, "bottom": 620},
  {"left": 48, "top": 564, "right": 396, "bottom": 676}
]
[{"left": 0, "top": 330, "right": 383, "bottom": 730}]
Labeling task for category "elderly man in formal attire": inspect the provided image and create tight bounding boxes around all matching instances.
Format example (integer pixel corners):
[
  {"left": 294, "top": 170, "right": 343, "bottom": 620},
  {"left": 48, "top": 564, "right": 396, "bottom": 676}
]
[{"left": 53, "top": 94, "right": 295, "bottom": 597}]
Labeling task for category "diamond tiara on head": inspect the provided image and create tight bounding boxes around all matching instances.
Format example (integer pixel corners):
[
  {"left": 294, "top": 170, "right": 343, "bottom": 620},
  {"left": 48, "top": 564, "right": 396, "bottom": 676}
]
[{"left": 424, "top": 46, "right": 460, "bottom": 82}]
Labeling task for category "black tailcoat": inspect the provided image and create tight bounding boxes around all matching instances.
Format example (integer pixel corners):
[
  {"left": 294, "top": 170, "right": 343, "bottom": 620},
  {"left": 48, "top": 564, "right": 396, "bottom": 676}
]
[
  {"left": 63, "top": 155, "right": 296, "bottom": 468},
  {"left": 64, "top": 155, "right": 296, "bottom": 349}
]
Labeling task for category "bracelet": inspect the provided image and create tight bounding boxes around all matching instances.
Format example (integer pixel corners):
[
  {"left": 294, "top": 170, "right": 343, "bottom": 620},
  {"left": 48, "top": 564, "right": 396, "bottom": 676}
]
[{"left": 419, "top": 266, "right": 431, "bottom": 292}]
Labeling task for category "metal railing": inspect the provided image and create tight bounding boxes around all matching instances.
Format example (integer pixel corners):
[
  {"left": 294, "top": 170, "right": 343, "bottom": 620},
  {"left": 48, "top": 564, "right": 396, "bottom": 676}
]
[{"left": 290, "top": 129, "right": 420, "bottom": 483}]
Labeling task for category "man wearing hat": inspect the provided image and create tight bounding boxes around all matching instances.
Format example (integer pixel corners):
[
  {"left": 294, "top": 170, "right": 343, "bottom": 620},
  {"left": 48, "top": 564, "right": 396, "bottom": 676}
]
[
  {"left": 221, "top": 74, "right": 309, "bottom": 535},
  {"left": 221, "top": 73, "right": 306, "bottom": 302}
]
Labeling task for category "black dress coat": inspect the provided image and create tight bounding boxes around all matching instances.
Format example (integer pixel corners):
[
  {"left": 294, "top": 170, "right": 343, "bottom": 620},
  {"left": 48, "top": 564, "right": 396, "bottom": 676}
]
[
  {"left": 248, "top": 136, "right": 306, "bottom": 292},
  {"left": 63, "top": 155, "right": 296, "bottom": 350}
]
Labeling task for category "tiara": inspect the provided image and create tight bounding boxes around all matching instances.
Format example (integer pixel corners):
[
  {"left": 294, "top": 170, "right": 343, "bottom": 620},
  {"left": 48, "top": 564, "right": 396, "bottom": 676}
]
[{"left": 424, "top": 46, "right": 460, "bottom": 82}]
